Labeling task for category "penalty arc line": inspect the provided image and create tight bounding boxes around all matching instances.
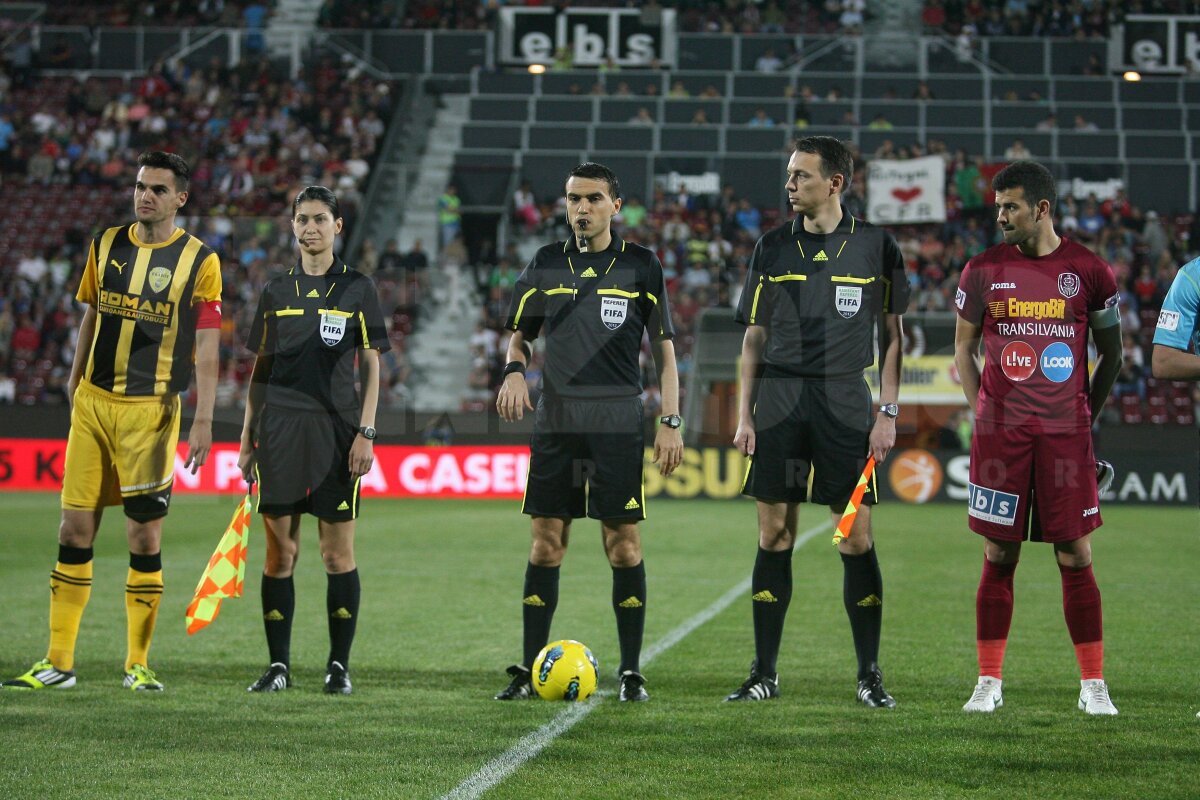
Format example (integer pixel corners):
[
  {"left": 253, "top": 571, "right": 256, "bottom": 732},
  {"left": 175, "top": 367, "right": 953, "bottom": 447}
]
[{"left": 439, "top": 521, "right": 831, "bottom": 800}]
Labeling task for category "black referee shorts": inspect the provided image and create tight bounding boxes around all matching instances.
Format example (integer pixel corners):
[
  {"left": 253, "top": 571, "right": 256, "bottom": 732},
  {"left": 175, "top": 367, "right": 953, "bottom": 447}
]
[
  {"left": 255, "top": 406, "right": 360, "bottom": 521},
  {"left": 742, "top": 372, "right": 877, "bottom": 509},
  {"left": 523, "top": 394, "right": 646, "bottom": 522}
]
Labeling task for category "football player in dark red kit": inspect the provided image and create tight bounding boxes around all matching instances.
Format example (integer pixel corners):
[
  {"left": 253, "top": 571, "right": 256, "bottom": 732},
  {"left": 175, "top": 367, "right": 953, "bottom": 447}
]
[{"left": 953, "top": 161, "right": 1123, "bottom": 715}]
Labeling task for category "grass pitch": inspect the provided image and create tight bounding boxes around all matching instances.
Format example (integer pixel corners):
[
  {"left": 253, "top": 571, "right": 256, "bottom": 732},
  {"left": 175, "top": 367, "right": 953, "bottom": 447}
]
[{"left": 0, "top": 494, "right": 1197, "bottom": 799}]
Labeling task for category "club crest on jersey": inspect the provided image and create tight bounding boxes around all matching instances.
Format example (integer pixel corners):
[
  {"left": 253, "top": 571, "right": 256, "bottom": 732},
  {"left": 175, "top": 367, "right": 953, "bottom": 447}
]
[
  {"left": 320, "top": 311, "right": 347, "bottom": 345},
  {"left": 148, "top": 266, "right": 172, "bottom": 294},
  {"left": 835, "top": 286, "right": 862, "bottom": 319},
  {"left": 601, "top": 297, "right": 627, "bottom": 330},
  {"left": 1058, "top": 272, "right": 1080, "bottom": 299}
]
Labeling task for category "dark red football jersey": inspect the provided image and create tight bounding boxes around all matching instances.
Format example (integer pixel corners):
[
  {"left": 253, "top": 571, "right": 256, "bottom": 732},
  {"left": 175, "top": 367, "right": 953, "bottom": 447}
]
[{"left": 956, "top": 237, "right": 1119, "bottom": 431}]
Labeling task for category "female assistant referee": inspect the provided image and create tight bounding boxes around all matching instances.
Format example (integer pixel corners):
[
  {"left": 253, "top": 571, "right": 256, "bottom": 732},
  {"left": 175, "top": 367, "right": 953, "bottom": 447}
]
[{"left": 238, "top": 186, "right": 389, "bottom": 695}]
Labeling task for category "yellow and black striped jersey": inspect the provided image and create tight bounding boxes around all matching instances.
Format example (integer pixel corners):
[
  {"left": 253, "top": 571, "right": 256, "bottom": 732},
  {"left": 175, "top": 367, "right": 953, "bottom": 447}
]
[{"left": 76, "top": 224, "right": 222, "bottom": 396}]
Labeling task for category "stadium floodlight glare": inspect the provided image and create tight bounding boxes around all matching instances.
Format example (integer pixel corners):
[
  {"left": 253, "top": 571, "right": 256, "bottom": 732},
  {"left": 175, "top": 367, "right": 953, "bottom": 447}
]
[
  {"left": 1122, "top": 71, "right": 1142, "bottom": 82},
  {"left": 528, "top": 63, "right": 546, "bottom": 74}
]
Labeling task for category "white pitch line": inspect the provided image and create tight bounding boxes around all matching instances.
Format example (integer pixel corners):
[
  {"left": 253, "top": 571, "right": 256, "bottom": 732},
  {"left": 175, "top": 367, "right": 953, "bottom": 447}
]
[{"left": 440, "top": 521, "right": 831, "bottom": 800}]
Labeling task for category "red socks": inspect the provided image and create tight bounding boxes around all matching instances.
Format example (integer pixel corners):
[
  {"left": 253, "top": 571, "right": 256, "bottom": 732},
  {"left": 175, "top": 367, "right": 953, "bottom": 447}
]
[
  {"left": 975, "top": 558, "right": 1017, "bottom": 678},
  {"left": 1059, "top": 562, "right": 1104, "bottom": 680}
]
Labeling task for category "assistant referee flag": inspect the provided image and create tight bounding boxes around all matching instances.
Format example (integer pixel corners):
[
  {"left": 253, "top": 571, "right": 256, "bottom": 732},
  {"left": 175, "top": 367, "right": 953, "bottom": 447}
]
[
  {"left": 832, "top": 456, "right": 875, "bottom": 545},
  {"left": 186, "top": 493, "right": 251, "bottom": 634}
]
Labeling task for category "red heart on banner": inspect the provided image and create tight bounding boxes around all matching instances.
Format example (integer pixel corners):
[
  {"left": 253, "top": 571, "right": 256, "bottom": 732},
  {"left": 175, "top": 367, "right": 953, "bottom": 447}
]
[{"left": 892, "top": 187, "right": 922, "bottom": 202}]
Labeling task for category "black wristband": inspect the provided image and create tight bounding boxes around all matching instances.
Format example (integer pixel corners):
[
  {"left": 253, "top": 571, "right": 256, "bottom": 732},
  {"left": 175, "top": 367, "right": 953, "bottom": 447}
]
[{"left": 503, "top": 361, "right": 526, "bottom": 378}]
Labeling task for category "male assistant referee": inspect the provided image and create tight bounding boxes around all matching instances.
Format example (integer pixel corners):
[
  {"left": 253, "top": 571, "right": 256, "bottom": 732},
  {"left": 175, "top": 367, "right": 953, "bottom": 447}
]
[
  {"left": 725, "top": 137, "right": 909, "bottom": 706},
  {"left": 495, "top": 162, "right": 684, "bottom": 702}
]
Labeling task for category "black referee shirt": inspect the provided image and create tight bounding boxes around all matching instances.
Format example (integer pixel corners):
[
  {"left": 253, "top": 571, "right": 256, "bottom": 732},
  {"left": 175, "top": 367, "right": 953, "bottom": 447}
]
[
  {"left": 735, "top": 210, "right": 909, "bottom": 379},
  {"left": 505, "top": 235, "right": 674, "bottom": 399},
  {"left": 247, "top": 257, "right": 390, "bottom": 414}
]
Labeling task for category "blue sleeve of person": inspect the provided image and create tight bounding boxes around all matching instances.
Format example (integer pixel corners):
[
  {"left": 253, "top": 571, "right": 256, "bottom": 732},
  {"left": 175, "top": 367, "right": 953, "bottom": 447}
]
[{"left": 1153, "top": 258, "right": 1200, "bottom": 353}]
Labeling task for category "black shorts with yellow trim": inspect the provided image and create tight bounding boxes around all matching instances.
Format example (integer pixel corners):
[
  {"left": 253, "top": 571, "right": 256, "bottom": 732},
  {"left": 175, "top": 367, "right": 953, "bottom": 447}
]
[
  {"left": 523, "top": 394, "right": 646, "bottom": 521},
  {"left": 255, "top": 406, "right": 360, "bottom": 521},
  {"left": 742, "top": 370, "right": 877, "bottom": 509},
  {"left": 62, "top": 380, "right": 180, "bottom": 522}
]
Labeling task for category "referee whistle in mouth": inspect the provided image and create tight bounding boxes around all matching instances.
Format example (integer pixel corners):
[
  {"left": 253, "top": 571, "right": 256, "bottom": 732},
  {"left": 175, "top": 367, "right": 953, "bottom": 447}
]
[{"left": 578, "top": 235, "right": 590, "bottom": 252}]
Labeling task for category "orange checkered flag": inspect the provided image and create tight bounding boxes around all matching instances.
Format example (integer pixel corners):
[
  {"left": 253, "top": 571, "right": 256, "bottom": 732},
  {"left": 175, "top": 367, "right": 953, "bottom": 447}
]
[
  {"left": 832, "top": 456, "right": 875, "bottom": 546},
  {"left": 186, "top": 493, "right": 252, "bottom": 635}
]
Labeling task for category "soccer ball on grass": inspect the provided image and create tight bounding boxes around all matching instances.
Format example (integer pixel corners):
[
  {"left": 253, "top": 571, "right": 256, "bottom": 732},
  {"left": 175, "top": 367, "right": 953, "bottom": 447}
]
[{"left": 532, "top": 640, "right": 599, "bottom": 701}]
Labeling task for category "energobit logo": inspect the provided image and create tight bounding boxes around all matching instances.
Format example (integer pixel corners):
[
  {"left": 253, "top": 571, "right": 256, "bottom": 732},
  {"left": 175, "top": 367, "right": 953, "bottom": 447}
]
[
  {"left": 1007, "top": 297, "right": 1066, "bottom": 320},
  {"left": 888, "top": 448, "right": 944, "bottom": 504},
  {"left": 1000, "top": 341, "right": 1037, "bottom": 381}
]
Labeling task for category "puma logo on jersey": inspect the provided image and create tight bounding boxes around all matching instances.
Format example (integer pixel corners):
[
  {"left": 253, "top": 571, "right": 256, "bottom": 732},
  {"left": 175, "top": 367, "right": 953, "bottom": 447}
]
[{"left": 110, "top": 259, "right": 127, "bottom": 273}]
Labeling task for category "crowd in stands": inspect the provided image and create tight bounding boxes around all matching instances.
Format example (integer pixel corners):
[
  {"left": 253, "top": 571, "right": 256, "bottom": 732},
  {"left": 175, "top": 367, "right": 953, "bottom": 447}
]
[
  {"left": 0, "top": 50, "right": 403, "bottom": 410},
  {"left": 921, "top": 0, "right": 1200, "bottom": 39},
  {"left": 41, "top": 1, "right": 265, "bottom": 28},
  {"left": 319, "top": 0, "right": 871, "bottom": 36},
  {"left": 467, "top": 143, "right": 1199, "bottom": 425}
]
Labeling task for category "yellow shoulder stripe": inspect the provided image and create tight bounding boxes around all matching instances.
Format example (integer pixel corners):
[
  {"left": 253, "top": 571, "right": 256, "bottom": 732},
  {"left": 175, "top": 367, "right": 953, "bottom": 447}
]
[{"left": 511, "top": 287, "right": 539, "bottom": 329}]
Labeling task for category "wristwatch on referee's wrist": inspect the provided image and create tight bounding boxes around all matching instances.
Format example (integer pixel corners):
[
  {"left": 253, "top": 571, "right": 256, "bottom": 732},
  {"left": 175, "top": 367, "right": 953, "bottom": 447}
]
[
  {"left": 659, "top": 414, "right": 683, "bottom": 429},
  {"left": 878, "top": 403, "right": 899, "bottom": 419},
  {"left": 358, "top": 425, "right": 377, "bottom": 440}
]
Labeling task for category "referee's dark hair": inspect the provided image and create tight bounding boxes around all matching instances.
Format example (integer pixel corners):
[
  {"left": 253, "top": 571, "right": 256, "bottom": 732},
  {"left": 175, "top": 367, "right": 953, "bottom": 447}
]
[
  {"left": 292, "top": 185, "right": 342, "bottom": 219},
  {"left": 793, "top": 136, "right": 854, "bottom": 194},
  {"left": 137, "top": 151, "right": 190, "bottom": 192},
  {"left": 992, "top": 160, "right": 1057, "bottom": 215},
  {"left": 568, "top": 162, "right": 621, "bottom": 201}
]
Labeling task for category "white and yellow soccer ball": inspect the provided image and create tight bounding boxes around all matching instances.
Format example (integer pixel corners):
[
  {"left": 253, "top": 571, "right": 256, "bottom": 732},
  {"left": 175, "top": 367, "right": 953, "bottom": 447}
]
[{"left": 532, "top": 640, "right": 599, "bottom": 701}]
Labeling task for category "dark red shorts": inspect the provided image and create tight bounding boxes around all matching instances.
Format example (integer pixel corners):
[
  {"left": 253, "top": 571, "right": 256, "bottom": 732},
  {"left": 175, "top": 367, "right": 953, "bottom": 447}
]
[{"left": 967, "top": 420, "right": 1101, "bottom": 543}]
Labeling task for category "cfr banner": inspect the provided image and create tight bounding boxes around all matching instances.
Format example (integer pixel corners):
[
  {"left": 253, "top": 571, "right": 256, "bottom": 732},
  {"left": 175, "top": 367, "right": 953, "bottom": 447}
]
[
  {"left": 1, "top": 441, "right": 1191, "bottom": 505},
  {"left": 866, "top": 156, "right": 947, "bottom": 225},
  {"left": 498, "top": 7, "right": 677, "bottom": 67},
  {"left": 1117, "top": 15, "right": 1200, "bottom": 74}
]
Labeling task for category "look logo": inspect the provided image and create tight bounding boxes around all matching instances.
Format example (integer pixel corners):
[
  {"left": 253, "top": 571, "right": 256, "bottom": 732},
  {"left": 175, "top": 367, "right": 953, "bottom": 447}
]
[{"left": 1000, "top": 341, "right": 1036, "bottom": 382}]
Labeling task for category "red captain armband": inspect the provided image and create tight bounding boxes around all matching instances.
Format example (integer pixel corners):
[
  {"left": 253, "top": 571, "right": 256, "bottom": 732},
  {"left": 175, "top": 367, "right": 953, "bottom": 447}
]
[{"left": 195, "top": 300, "right": 223, "bottom": 329}]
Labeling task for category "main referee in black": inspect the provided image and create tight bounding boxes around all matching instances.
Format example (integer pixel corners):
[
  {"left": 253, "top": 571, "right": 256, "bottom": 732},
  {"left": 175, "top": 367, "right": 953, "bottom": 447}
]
[
  {"left": 494, "top": 162, "right": 684, "bottom": 703},
  {"left": 724, "top": 137, "right": 909, "bottom": 706}
]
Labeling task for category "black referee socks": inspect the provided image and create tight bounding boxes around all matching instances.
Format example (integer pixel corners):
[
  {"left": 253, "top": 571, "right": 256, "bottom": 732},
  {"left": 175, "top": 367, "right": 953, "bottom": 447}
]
[
  {"left": 752, "top": 547, "right": 793, "bottom": 678},
  {"left": 522, "top": 563, "right": 560, "bottom": 668},
  {"left": 841, "top": 547, "right": 884, "bottom": 681},
  {"left": 612, "top": 561, "right": 647, "bottom": 674},
  {"left": 261, "top": 574, "right": 295, "bottom": 668},
  {"left": 327, "top": 568, "right": 361, "bottom": 669}
]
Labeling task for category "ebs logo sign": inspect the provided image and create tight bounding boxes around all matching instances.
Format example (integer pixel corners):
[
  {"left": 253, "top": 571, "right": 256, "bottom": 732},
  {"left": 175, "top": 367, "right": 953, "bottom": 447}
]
[
  {"left": 1040, "top": 341, "right": 1074, "bottom": 383},
  {"left": 967, "top": 483, "right": 1019, "bottom": 526}
]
